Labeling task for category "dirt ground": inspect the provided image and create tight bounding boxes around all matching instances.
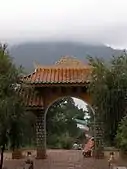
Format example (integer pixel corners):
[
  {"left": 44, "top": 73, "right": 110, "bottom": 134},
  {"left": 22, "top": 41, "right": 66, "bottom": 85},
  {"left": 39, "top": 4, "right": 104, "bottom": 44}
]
[{"left": 2, "top": 150, "right": 127, "bottom": 169}]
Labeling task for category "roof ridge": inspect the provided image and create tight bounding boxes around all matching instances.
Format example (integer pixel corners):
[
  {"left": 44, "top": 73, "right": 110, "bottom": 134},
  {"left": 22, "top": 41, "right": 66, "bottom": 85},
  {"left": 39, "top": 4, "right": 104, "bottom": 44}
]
[
  {"left": 36, "top": 66, "right": 91, "bottom": 70},
  {"left": 23, "top": 56, "right": 92, "bottom": 79},
  {"left": 32, "top": 56, "right": 89, "bottom": 69}
]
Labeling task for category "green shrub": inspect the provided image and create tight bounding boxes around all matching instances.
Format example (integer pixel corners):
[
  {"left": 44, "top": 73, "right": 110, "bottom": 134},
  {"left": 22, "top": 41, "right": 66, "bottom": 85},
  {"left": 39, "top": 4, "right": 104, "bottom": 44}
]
[
  {"left": 58, "top": 132, "right": 73, "bottom": 149},
  {"left": 47, "top": 134, "right": 59, "bottom": 148}
]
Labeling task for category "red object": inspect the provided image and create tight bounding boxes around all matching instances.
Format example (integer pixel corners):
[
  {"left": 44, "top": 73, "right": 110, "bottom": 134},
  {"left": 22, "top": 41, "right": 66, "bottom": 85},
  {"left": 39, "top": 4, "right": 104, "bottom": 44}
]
[{"left": 84, "top": 138, "right": 94, "bottom": 152}]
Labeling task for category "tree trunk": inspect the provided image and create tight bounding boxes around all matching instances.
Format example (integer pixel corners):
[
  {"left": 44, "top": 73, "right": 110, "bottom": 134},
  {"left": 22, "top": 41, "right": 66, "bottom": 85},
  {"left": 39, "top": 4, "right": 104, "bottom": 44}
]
[{"left": 0, "top": 145, "right": 5, "bottom": 169}]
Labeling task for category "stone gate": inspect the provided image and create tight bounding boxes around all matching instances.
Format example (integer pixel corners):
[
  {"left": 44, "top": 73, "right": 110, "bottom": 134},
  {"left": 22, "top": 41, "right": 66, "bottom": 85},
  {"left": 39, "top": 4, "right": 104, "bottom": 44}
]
[{"left": 22, "top": 56, "right": 94, "bottom": 159}]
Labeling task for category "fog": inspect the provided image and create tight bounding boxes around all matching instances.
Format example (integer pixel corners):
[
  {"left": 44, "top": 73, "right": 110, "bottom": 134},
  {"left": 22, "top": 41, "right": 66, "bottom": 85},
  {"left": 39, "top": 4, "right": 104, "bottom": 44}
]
[{"left": 0, "top": 0, "right": 127, "bottom": 48}]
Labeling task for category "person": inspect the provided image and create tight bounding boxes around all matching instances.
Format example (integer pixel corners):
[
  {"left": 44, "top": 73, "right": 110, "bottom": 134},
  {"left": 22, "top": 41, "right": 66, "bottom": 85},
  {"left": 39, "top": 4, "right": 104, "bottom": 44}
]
[
  {"left": 26, "top": 152, "right": 32, "bottom": 162},
  {"left": 73, "top": 142, "right": 79, "bottom": 150},
  {"left": 82, "top": 137, "right": 95, "bottom": 157},
  {"left": 108, "top": 152, "right": 115, "bottom": 169},
  {"left": 26, "top": 152, "right": 33, "bottom": 164},
  {"left": 90, "top": 137, "right": 95, "bottom": 157}
]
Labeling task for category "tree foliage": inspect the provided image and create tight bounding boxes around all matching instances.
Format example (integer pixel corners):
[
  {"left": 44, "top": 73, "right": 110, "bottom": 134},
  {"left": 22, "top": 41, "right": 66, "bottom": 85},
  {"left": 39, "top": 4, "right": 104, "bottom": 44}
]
[
  {"left": 46, "top": 97, "right": 87, "bottom": 148},
  {"left": 116, "top": 115, "right": 127, "bottom": 151},
  {"left": 0, "top": 44, "right": 29, "bottom": 169},
  {"left": 88, "top": 53, "right": 127, "bottom": 145}
]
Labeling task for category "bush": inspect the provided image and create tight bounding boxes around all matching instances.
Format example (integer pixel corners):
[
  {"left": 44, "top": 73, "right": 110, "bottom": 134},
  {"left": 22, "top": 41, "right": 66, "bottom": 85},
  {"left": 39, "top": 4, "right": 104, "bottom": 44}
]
[
  {"left": 47, "top": 132, "right": 73, "bottom": 149},
  {"left": 47, "top": 134, "right": 60, "bottom": 148},
  {"left": 58, "top": 133, "right": 73, "bottom": 149}
]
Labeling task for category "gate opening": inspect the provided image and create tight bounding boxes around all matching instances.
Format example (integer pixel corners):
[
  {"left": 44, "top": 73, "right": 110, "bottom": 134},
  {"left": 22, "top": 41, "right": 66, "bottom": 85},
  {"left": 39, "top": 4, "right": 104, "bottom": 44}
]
[{"left": 45, "top": 96, "right": 95, "bottom": 151}]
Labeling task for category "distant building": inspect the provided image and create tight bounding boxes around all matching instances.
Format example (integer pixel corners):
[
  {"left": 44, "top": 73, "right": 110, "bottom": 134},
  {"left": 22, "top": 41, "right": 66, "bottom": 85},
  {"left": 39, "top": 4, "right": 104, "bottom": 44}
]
[{"left": 74, "top": 118, "right": 91, "bottom": 138}]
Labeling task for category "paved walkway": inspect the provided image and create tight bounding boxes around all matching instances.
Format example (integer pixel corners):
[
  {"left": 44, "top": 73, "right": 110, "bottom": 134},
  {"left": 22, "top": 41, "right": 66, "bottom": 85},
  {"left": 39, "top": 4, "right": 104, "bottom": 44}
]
[
  {"left": 34, "top": 150, "right": 109, "bottom": 169},
  {"left": 3, "top": 150, "right": 109, "bottom": 169},
  {"left": 3, "top": 150, "right": 127, "bottom": 169}
]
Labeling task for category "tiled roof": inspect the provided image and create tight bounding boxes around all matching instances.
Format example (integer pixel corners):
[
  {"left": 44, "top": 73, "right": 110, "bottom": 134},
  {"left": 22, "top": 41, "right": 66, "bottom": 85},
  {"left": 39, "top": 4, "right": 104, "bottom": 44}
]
[
  {"left": 23, "top": 68, "right": 91, "bottom": 84},
  {"left": 18, "top": 88, "right": 43, "bottom": 108},
  {"left": 23, "top": 56, "right": 92, "bottom": 85}
]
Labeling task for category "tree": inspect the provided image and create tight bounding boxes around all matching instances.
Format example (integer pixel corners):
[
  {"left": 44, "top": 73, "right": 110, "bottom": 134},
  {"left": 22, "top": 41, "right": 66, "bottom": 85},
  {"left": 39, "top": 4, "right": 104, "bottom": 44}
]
[
  {"left": 0, "top": 44, "right": 28, "bottom": 169},
  {"left": 116, "top": 115, "right": 127, "bottom": 151},
  {"left": 46, "top": 97, "right": 86, "bottom": 148},
  {"left": 9, "top": 111, "right": 36, "bottom": 149},
  {"left": 88, "top": 53, "right": 127, "bottom": 146}
]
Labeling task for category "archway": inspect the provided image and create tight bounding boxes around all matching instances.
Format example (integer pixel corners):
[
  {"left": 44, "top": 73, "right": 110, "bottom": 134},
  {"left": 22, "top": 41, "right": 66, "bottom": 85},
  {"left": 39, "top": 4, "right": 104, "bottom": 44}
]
[
  {"left": 45, "top": 96, "right": 95, "bottom": 152},
  {"left": 21, "top": 56, "right": 104, "bottom": 159}
]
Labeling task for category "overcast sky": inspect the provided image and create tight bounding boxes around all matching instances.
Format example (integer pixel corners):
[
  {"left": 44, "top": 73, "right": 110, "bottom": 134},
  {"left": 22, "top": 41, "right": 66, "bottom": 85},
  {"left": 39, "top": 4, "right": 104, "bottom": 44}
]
[
  {"left": 73, "top": 98, "right": 87, "bottom": 111},
  {"left": 0, "top": 0, "right": 127, "bottom": 48}
]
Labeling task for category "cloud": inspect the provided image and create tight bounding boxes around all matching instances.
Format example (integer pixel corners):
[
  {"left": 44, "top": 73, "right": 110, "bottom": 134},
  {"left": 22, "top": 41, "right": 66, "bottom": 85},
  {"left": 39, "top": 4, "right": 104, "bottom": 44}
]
[{"left": 0, "top": 0, "right": 127, "bottom": 47}]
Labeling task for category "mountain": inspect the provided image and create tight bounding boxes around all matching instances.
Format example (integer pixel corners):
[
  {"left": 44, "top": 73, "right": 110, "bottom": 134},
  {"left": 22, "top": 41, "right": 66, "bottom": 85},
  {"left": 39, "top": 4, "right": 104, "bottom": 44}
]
[{"left": 9, "top": 41, "right": 123, "bottom": 72}]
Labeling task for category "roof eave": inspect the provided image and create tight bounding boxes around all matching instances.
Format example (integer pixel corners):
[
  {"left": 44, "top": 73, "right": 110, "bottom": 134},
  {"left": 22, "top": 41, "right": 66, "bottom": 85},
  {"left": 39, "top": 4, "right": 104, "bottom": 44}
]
[
  {"left": 22, "top": 81, "right": 90, "bottom": 87},
  {"left": 25, "top": 106, "right": 44, "bottom": 111}
]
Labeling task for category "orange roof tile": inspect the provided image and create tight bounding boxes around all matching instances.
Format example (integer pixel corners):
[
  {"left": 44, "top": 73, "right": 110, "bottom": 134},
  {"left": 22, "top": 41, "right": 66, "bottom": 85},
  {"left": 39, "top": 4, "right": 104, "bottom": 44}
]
[
  {"left": 18, "top": 88, "right": 44, "bottom": 108},
  {"left": 23, "top": 56, "right": 92, "bottom": 85},
  {"left": 23, "top": 67, "right": 91, "bottom": 84}
]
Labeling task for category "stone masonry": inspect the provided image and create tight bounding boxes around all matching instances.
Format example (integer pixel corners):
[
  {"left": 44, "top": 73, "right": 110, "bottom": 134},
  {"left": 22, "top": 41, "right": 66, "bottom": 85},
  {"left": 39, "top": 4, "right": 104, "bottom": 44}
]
[{"left": 36, "top": 110, "right": 47, "bottom": 159}]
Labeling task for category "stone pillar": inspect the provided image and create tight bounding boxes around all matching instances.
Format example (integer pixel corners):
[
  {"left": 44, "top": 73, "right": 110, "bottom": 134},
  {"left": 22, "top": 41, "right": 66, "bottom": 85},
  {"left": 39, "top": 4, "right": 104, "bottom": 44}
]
[
  {"left": 36, "top": 110, "right": 47, "bottom": 159},
  {"left": 94, "top": 123, "right": 104, "bottom": 159}
]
